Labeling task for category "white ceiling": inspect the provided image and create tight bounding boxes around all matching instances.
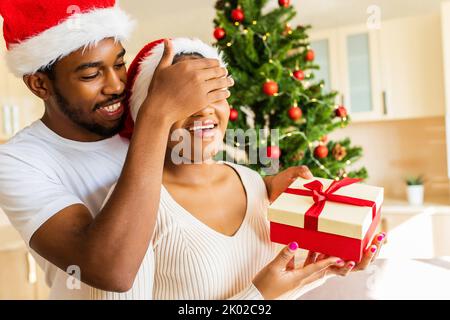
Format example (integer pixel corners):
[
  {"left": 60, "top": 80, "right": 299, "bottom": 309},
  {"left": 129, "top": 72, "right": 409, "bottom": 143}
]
[
  {"left": 121, "top": 0, "right": 446, "bottom": 28},
  {"left": 1, "top": 0, "right": 447, "bottom": 53},
  {"left": 291, "top": 0, "right": 446, "bottom": 29},
  {"left": 118, "top": 0, "right": 448, "bottom": 53}
]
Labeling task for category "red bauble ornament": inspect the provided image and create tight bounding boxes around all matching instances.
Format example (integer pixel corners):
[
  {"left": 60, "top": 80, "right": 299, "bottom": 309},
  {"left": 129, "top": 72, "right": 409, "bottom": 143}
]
[
  {"left": 314, "top": 145, "right": 329, "bottom": 159},
  {"left": 231, "top": 8, "right": 245, "bottom": 22},
  {"left": 335, "top": 106, "right": 348, "bottom": 118},
  {"left": 229, "top": 108, "right": 239, "bottom": 121},
  {"left": 267, "top": 146, "right": 281, "bottom": 159},
  {"left": 263, "top": 81, "right": 279, "bottom": 96},
  {"left": 214, "top": 27, "right": 226, "bottom": 40},
  {"left": 293, "top": 70, "right": 305, "bottom": 81},
  {"left": 306, "top": 49, "right": 315, "bottom": 61},
  {"left": 278, "top": 0, "right": 290, "bottom": 7},
  {"left": 288, "top": 107, "right": 302, "bottom": 121}
]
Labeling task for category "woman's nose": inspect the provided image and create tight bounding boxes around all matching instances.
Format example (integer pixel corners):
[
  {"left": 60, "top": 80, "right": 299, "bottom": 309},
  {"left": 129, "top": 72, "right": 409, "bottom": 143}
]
[{"left": 191, "top": 105, "right": 215, "bottom": 117}]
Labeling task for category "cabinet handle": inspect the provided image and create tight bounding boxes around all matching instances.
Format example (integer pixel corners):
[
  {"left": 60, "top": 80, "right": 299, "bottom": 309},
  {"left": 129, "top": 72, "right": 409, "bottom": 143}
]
[
  {"left": 26, "top": 252, "right": 37, "bottom": 284},
  {"left": 382, "top": 91, "right": 388, "bottom": 115}
]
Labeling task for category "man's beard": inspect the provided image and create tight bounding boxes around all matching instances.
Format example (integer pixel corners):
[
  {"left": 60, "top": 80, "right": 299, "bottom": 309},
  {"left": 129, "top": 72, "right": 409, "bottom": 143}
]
[{"left": 53, "top": 86, "right": 126, "bottom": 139}]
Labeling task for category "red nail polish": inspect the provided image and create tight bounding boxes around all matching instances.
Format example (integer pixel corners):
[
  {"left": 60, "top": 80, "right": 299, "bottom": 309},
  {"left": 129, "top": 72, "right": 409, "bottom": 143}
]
[
  {"left": 288, "top": 242, "right": 299, "bottom": 251},
  {"left": 335, "top": 259, "right": 344, "bottom": 265},
  {"left": 377, "top": 234, "right": 385, "bottom": 242},
  {"left": 348, "top": 262, "right": 355, "bottom": 269},
  {"left": 370, "top": 246, "right": 377, "bottom": 253}
]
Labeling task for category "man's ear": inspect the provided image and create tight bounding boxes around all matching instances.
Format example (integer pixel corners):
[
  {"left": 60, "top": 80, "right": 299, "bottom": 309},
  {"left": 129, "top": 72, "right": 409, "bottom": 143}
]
[{"left": 23, "top": 73, "right": 53, "bottom": 100}]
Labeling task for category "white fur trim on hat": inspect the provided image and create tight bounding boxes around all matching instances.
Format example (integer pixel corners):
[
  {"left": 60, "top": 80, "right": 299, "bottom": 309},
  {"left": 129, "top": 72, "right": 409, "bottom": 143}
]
[
  {"left": 129, "top": 38, "right": 226, "bottom": 122},
  {"left": 5, "top": 5, "right": 135, "bottom": 77}
]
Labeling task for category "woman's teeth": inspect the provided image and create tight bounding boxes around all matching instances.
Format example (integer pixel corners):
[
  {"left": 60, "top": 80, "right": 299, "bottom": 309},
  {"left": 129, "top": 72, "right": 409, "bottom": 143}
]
[{"left": 189, "top": 124, "right": 216, "bottom": 131}]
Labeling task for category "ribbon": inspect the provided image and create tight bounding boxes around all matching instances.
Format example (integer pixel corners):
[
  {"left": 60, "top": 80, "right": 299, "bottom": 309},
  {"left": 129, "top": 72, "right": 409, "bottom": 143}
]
[{"left": 285, "top": 178, "right": 377, "bottom": 231}]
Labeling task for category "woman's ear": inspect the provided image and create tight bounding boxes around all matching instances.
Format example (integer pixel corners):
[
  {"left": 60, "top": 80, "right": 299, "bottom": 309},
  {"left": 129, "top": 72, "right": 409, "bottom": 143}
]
[{"left": 23, "top": 73, "right": 53, "bottom": 100}]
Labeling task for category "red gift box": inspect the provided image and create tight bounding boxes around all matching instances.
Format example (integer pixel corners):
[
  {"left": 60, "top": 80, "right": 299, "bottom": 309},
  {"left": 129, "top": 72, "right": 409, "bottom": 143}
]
[{"left": 268, "top": 177, "right": 384, "bottom": 262}]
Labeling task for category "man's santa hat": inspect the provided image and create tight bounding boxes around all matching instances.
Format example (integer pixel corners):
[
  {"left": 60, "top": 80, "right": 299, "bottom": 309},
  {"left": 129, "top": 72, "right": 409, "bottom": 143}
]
[
  {"left": 0, "top": 0, "right": 134, "bottom": 77},
  {"left": 120, "top": 37, "right": 226, "bottom": 139}
]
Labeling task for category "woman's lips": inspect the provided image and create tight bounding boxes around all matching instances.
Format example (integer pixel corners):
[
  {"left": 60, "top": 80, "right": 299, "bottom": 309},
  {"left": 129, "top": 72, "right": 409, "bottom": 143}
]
[{"left": 187, "top": 120, "right": 219, "bottom": 139}]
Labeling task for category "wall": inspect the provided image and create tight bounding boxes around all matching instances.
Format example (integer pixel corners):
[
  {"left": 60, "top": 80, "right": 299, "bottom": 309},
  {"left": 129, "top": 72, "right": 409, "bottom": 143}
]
[{"left": 331, "top": 116, "right": 450, "bottom": 201}]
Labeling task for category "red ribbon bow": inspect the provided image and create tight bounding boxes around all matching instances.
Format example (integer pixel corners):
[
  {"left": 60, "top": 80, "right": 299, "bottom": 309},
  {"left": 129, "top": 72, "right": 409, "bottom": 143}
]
[{"left": 285, "top": 178, "right": 377, "bottom": 231}]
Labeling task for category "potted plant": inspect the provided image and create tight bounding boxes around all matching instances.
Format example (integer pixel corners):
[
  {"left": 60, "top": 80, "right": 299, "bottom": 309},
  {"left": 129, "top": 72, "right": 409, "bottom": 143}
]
[{"left": 406, "top": 175, "right": 425, "bottom": 206}]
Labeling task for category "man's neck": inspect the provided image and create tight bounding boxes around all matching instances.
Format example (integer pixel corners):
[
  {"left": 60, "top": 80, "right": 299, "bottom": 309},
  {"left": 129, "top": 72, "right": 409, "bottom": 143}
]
[{"left": 41, "top": 110, "right": 105, "bottom": 142}]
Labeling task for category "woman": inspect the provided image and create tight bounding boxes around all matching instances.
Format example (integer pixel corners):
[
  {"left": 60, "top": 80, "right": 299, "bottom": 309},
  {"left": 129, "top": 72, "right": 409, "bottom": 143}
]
[{"left": 92, "top": 38, "right": 385, "bottom": 300}]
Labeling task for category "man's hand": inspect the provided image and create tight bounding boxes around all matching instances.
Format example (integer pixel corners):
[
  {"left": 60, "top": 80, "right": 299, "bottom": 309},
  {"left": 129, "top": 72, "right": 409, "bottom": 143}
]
[
  {"left": 263, "top": 166, "right": 314, "bottom": 204},
  {"left": 140, "top": 39, "right": 234, "bottom": 125}
]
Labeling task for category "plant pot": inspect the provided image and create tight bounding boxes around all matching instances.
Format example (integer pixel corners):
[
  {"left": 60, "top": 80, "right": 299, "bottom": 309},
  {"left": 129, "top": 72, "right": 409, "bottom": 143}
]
[{"left": 407, "top": 185, "right": 424, "bottom": 206}]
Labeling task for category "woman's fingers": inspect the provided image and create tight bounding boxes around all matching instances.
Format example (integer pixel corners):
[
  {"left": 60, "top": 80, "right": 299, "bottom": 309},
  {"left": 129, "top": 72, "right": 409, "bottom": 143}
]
[
  {"left": 270, "top": 242, "right": 299, "bottom": 270},
  {"left": 303, "top": 251, "right": 318, "bottom": 267},
  {"left": 329, "top": 261, "right": 356, "bottom": 276},
  {"left": 297, "top": 256, "right": 344, "bottom": 280},
  {"left": 286, "top": 256, "right": 295, "bottom": 271},
  {"left": 355, "top": 233, "right": 385, "bottom": 271},
  {"left": 286, "top": 165, "right": 314, "bottom": 180},
  {"left": 370, "top": 232, "right": 386, "bottom": 263}
]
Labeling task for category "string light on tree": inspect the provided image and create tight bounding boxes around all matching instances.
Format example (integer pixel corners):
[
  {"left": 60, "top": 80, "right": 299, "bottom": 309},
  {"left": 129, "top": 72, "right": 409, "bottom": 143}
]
[{"left": 283, "top": 24, "right": 293, "bottom": 36}]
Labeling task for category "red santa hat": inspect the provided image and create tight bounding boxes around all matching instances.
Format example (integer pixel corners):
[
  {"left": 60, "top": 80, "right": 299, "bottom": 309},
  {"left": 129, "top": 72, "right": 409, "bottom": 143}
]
[
  {"left": 0, "top": 0, "right": 135, "bottom": 77},
  {"left": 120, "top": 37, "right": 226, "bottom": 139}
]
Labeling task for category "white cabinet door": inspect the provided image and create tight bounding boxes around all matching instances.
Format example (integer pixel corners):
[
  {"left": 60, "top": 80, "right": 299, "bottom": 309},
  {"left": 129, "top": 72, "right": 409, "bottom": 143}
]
[
  {"left": 337, "top": 24, "right": 384, "bottom": 121},
  {"left": 309, "top": 29, "right": 340, "bottom": 96},
  {"left": 310, "top": 25, "right": 383, "bottom": 121},
  {"left": 380, "top": 14, "right": 446, "bottom": 120}
]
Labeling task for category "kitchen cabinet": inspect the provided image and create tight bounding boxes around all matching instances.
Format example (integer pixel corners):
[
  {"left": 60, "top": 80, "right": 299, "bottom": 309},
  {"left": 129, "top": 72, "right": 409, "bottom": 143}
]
[
  {"left": 0, "top": 34, "right": 43, "bottom": 142},
  {"left": 310, "top": 24, "right": 383, "bottom": 121},
  {"left": 0, "top": 226, "right": 49, "bottom": 300},
  {"left": 310, "top": 14, "right": 446, "bottom": 122},
  {"left": 379, "top": 14, "right": 445, "bottom": 120}
]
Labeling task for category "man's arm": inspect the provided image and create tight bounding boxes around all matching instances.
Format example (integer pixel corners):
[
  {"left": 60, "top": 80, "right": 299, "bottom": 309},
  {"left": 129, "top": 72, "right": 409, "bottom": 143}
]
[{"left": 29, "top": 40, "right": 233, "bottom": 292}]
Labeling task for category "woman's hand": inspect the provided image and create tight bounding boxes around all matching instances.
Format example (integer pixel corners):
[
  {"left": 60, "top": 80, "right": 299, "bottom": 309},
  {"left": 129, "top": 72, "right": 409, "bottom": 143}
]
[
  {"left": 264, "top": 166, "right": 314, "bottom": 204},
  {"left": 300, "top": 232, "right": 387, "bottom": 284},
  {"left": 252, "top": 242, "right": 346, "bottom": 300}
]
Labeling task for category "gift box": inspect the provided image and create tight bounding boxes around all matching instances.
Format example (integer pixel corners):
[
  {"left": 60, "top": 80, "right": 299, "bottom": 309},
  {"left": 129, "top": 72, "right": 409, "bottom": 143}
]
[{"left": 268, "top": 177, "right": 384, "bottom": 262}]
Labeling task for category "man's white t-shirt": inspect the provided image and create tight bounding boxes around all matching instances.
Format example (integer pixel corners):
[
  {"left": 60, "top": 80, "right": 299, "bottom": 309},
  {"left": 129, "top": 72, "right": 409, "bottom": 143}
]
[{"left": 0, "top": 120, "right": 129, "bottom": 299}]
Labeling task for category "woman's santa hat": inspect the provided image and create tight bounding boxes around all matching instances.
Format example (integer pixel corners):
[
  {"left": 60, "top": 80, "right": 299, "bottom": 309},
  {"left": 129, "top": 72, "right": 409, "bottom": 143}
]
[
  {"left": 120, "top": 37, "right": 226, "bottom": 139},
  {"left": 0, "top": 0, "right": 134, "bottom": 77}
]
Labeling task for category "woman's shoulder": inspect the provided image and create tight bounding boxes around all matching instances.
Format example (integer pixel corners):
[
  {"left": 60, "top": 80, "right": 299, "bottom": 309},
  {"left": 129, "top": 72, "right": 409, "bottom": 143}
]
[
  {"left": 220, "top": 161, "right": 263, "bottom": 181},
  {"left": 220, "top": 161, "right": 269, "bottom": 204}
]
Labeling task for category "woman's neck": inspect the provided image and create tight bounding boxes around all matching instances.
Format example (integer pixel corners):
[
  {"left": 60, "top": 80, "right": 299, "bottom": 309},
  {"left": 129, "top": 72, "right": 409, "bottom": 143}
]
[{"left": 163, "top": 153, "right": 219, "bottom": 187}]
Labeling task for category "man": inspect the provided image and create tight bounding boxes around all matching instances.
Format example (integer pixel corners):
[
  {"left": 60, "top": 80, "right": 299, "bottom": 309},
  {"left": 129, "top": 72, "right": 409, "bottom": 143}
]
[
  {"left": 0, "top": 0, "right": 382, "bottom": 299},
  {"left": 0, "top": 0, "right": 237, "bottom": 299}
]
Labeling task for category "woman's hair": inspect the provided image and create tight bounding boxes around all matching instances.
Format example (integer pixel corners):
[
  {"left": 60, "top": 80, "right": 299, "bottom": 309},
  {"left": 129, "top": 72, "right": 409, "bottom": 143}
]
[{"left": 173, "top": 52, "right": 204, "bottom": 64}]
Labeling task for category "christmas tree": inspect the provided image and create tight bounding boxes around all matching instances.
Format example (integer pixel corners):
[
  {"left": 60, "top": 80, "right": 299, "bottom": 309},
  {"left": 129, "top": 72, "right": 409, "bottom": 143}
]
[{"left": 213, "top": 0, "right": 368, "bottom": 180}]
